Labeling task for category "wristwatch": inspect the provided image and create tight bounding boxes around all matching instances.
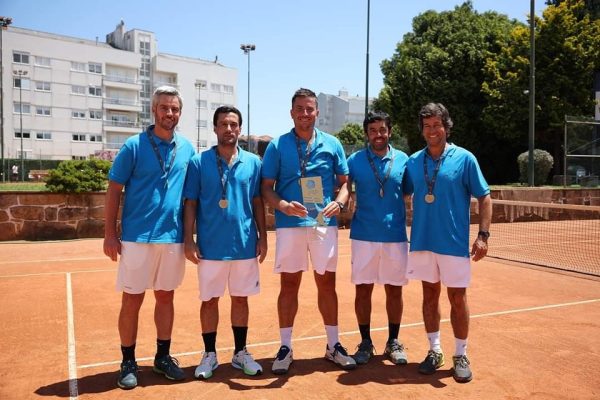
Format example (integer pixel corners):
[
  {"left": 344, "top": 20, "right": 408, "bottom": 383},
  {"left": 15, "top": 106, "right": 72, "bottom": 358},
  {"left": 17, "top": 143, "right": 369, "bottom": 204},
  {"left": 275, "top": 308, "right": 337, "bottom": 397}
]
[
  {"left": 335, "top": 201, "right": 345, "bottom": 211},
  {"left": 477, "top": 230, "right": 490, "bottom": 240}
]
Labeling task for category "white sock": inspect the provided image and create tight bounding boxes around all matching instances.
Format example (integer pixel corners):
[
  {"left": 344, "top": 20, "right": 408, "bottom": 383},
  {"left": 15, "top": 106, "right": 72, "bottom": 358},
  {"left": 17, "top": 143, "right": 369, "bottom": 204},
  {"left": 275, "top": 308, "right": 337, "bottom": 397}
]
[
  {"left": 455, "top": 338, "right": 468, "bottom": 356},
  {"left": 427, "top": 331, "right": 442, "bottom": 352},
  {"left": 324, "top": 325, "right": 339, "bottom": 349},
  {"left": 280, "top": 327, "right": 293, "bottom": 349}
]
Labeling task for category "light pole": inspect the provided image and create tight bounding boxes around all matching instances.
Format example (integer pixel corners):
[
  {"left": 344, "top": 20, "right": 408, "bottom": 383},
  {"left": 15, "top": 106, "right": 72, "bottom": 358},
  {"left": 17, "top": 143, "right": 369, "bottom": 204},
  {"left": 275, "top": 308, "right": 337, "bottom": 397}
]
[
  {"left": 195, "top": 82, "right": 202, "bottom": 152},
  {"left": 0, "top": 16, "right": 13, "bottom": 182},
  {"left": 365, "top": 0, "right": 370, "bottom": 119},
  {"left": 528, "top": 0, "right": 535, "bottom": 186},
  {"left": 14, "top": 69, "right": 27, "bottom": 181},
  {"left": 240, "top": 44, "right": 255, "bottom": 152}
]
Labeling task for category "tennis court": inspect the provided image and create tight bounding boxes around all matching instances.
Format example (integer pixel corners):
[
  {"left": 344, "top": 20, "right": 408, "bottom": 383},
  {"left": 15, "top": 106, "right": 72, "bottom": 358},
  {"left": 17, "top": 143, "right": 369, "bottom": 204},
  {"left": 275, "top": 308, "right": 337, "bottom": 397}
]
[{"left": 1, "top": 228, "right": 599, "bottom": 400}]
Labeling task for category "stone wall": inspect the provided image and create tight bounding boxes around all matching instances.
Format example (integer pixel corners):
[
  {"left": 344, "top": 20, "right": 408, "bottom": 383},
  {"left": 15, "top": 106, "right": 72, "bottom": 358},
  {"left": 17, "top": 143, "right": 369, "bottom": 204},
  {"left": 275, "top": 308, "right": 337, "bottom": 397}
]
[{"left": 0, "top": 188, "right": 598, "bottom": 241}]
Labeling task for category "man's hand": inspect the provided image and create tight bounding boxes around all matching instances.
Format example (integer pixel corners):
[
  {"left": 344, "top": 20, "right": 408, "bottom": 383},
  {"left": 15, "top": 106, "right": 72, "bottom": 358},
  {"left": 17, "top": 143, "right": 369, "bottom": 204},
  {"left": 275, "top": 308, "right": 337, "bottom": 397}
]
[
  {"left": 282, "top": 201, "right": 308, "bottom": 217},
  {"left": 184, "top": 239, "right": 201, "bottom": 264},
  {"left": 470, "top": 238, "right": 488, "bottom": 261},
  {"left": 103, "top": 236, "right": 121, "bottom": 262},
  {"left": 256, "top": 235, "right": 268, "bottom": 263}
]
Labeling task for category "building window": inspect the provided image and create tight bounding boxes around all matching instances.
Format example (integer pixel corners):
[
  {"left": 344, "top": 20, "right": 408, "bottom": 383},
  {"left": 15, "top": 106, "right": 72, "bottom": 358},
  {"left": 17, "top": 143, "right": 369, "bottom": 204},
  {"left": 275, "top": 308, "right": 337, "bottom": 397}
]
[
  {"left": 196, "top": 80, "right": 207, "bottom": 89},
  {"left": 210, "top": 83, "right": 221, "bottom": 92},
  {"left": 35, "top": 81, "right": 51, "bottom": 91},
  {"left": 71, "top": 155, "right": 87, "bottom": 160},
  {"left": 15, "top": 131, "right": 31, "bottom": 139},
  {"left": 72, "top": 85, "right": 86, "bottom": 95},
  {"left": 89, "top": 135, "right": 102, "bottom": 142},
  {"left": 34, "top": 56, "right": 51, "bottom": 67},
  {"left": 13, "top": 103, "right": 31, "bottom": 114},
  {"left": 211, "top": 102, "right": 225, "bottom": 110},
  {"left": 36, "top": 106, "right": 51, "bottom": 116},
  {"left": 13, "top": 77, "right": 30, "bottom": 89},
  {"left": 13, "top": 51, "right": 30, "bottom": 64},
  {"left": 223, "top": 85, "right": 234, "bottom": 94},
  {"left": 197, "top": 99, "right": 207, "bottom": 108},
  {"left": 88, "top": 86, "right": 102, "bottom": 96},
  {"left": 88, "top": 62, "right": 102, "bottom": 74},
  {"left": 139, "top": 41, "right": 151, "bottom": 56},
  {"left": 89, "top": 110, "right": 102, "bottom": 120},
  {"left": 72, "top": 110, "right": 86, "bottom": 119},
  {"left": 72, "top": 134, "right": 86, "bottom": 141},
  {"left": 36, "top": 132, "right": 52, "bottom": 140},
  {"left": 71, "top": 62, "right": 86, "bottom": 72}
]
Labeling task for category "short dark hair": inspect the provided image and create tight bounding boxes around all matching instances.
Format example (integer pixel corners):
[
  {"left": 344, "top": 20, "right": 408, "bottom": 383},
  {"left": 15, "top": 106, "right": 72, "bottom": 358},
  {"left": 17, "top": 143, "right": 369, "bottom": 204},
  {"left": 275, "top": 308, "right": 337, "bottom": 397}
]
[
  {"left": 418, "top": 103, "right": 453, "bottom": 135},
  {"left": 291, "top": 88, "right": 318, "bottom": 109},
  {"left": 213, "top": 105, "right": 243, "bottom": 127},
  {"left": 363, "top": 111, "right": 392, "bottom": 133}
]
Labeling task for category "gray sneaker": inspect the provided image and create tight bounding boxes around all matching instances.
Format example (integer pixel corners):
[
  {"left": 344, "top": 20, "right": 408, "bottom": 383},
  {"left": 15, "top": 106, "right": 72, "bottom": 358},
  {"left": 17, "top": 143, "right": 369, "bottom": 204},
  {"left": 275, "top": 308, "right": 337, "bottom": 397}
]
[
  {"left": 117, "top": 359, "right": 138, "bottom": 390},
  {"left": 384, "top": 339, "right": 408, "bottom": 365},
  {"left": 232, "top": 347, "right": 263, "bottom": 376},
  {"left": 418, "top": 350, "right": 444, "bottom": 375},
  {"left": 452, "top": 355, "right": 473, "bottom": 383},
  {"left": 153, "top": 355, "right": 185, "bottom": 381},
  {"left": 272, "top": 345, "right": 293, "bottom": 375},
  {"left": 352, "top": 339, "right": 375, "bottom": 365},
  {"left": 325, "top": 342, "right": 357, "bottom": 370}
]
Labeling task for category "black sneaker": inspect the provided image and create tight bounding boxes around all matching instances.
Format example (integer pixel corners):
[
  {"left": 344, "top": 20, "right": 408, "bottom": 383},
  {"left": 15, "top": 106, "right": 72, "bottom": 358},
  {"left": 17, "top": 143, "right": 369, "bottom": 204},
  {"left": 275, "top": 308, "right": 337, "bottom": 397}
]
[
  {"left": 352, "top": 339, "right": 375, "bottom": 365},
  {"left": 117, "top": 359, "right": 138, "bottom": 390},
  {"left": 153, "top": 355, "right": 185, "bottom": 381},
  {"left": 418, "top": 350, "right": 444, "bottom": 375},
  {"left": 452, "top": 355, "right": 473, "bottom": 383}
]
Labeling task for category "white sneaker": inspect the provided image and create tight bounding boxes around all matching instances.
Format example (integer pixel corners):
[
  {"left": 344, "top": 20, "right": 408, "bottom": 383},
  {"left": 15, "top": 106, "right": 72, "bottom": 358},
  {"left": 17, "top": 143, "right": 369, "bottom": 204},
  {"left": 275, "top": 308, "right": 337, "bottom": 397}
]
[
  {"left": 272, "top": 345, "right": 293, "bottom": 375},
  {"left": 194, "top": 351, "right": 218, "bottom": 379},
  {"left": 325, "top": 342, "right": 357, "bottom": 370},
  {"left": 232, "top": 347, "right": 263, "bottom": 376},
  {"left": 384, "top": 339, "right": 408, "bottom": 365}
]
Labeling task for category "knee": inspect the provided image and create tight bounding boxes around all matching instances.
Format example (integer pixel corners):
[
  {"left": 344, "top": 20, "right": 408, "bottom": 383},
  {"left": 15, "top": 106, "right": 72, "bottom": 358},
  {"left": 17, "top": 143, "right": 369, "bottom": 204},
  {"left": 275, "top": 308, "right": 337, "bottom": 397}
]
[
  {"left": 121, "top": 292, "right": 144, "bottom": 311},
  {"left": 201, "top": 297, "right": 219, "bottom": 310},
  {"left": 154, "top": 290, "right": 174, "bottom": 305},
  {"left": 230, "top": 296, "right": 248, "bottom": 307}
]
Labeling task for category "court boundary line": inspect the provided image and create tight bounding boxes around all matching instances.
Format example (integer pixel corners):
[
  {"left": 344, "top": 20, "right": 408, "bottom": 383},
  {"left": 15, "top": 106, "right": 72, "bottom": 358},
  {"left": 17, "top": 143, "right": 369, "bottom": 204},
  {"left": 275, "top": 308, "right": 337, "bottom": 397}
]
[
  {"left": 66, "top": 272, "right": 78, "bottom": 399},
  {"left": 77, "top": 297, "right": 600, "bottom": 369}
]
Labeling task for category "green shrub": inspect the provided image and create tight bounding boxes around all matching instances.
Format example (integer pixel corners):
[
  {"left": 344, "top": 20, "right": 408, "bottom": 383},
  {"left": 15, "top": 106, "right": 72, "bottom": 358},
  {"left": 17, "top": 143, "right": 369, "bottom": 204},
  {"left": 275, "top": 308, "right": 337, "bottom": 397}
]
[
  {"left": 46, "top": 159, "right": 111, "bottom": 193},
  {"left": 517, "top": 149, "right": 554, "bottom": 185}
]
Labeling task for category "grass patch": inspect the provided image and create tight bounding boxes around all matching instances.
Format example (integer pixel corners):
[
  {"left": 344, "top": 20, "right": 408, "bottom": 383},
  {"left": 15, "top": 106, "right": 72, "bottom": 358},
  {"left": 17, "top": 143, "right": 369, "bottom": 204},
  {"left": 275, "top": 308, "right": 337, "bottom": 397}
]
[{"left": 0, "top": 182, "right": 48, "bottom": 191}]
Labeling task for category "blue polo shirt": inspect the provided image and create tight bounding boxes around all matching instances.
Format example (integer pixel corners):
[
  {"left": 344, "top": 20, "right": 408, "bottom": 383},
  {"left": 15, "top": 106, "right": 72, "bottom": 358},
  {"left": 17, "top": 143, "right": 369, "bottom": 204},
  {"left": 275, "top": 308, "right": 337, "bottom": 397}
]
[
  {"left": 348, "top": 146, "right": 409, "bottom": 243},
  {"left": 405, "top": 144, "right": 489, "bottom": 257},
  {"left": 109, "top": 126, "right": 195, "bottom": 243},
  {"left": 262, "top": 128, "right": 349, "bottom": 228},
  {"left": 183, "top": 147, "right": 262, "bottom": 260}
]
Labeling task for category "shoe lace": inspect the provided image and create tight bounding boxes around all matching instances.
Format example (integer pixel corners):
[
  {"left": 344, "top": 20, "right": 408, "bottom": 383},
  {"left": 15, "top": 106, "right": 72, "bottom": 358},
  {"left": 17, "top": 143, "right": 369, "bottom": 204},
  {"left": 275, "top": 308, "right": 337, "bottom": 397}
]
[
  {"left": 163, "top": 355, "right": 181, "bottom": 369},
  {"left": 427, "top": 350, "right": 442, "bottom": 363},
  {"left": 333, "top": 343, "right": 349, "bottom": 357},
  {"left": 454, "top": 355, "right": 469, "bottom": 368},
  {"left": 357, "top": 340, "right": 375, "bottom": 354},
  {"left": 276, "top": 346, "right": 290, "bottom": 360},
  {"left": 122, "top": 359, "right": 138, "bottom": 373},
  {"left": 387, "top": 341, "right": 403, "bottom": 353}
]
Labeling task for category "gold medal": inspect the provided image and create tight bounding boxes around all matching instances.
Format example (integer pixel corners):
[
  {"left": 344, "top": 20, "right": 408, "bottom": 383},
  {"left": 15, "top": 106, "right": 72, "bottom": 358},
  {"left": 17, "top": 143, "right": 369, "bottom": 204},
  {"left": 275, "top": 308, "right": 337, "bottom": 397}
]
[
  {"left": 425, "top": 194, "right": 435, "bottom": 203},
  {"left": 379, "top": 187, "right": 384, "bottom": 198},
  {"left": 218, "top": 199, "right": 228, "bottom": 209}
]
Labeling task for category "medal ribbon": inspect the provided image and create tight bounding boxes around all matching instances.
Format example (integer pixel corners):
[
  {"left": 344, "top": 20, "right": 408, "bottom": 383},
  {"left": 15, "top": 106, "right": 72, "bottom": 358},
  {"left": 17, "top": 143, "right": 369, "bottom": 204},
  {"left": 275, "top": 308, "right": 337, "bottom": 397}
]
[
  {"left": 423, "top": 151, "right": 443, "bottom": 197},
  {"left": 147, "top": 130, "right": 177, "bottom": 181},
  {"left": 366, "top": 146, "right": 394, "bottom": 197},
  {"left": 214, "top": 147, "right": 229, "bottom": 202},
  {"left": 294, "top": 129, "right": 315, "bottom": 178}
]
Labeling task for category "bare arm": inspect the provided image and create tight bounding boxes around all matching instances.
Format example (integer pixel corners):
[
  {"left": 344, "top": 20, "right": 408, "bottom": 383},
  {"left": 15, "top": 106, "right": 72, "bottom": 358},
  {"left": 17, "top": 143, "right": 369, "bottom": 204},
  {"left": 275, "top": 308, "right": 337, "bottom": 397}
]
[
  {"left": 183, "top": 199, "right": 201, "bottom": 264},
  {"left": 471, "top": 194, "right": 492, "bottom": 261},
  {"left": 261, "top": 177, "right": 308, "bottom": 217},
  {"left": 103, "top": 180, "right": 124, "bottom": 261},
  {"left": 252, "top": 196, "right": 268, "bottom": 263}
]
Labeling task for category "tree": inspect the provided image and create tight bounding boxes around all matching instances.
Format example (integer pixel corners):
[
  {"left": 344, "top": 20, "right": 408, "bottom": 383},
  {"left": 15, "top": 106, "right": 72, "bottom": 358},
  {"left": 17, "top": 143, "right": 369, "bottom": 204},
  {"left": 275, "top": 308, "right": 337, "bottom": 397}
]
[
  {"left": 336, "top": 123, "right": 364, "bottom": 146},
  {"left": 373, "top": 2, "right": 520, "bottom": 183},
  {"left": 483, "top": 0, "right": 600, "bottom": 175},
  {"left": 46, "top": 159, "right": 111, "bottom": 193},
  {"left": 545, "top": 0, "right": 600, "bottom": 19}
]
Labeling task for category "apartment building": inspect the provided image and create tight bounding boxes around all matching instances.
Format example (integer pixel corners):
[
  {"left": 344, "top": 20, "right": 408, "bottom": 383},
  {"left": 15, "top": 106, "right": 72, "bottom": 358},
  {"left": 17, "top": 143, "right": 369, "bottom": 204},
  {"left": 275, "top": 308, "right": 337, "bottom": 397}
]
[
  {"left": 316, "top": 89, "right": 373, "bottom": 134},
  {"left": 1, "top": 21, "right": 237, "bottom": 161}
]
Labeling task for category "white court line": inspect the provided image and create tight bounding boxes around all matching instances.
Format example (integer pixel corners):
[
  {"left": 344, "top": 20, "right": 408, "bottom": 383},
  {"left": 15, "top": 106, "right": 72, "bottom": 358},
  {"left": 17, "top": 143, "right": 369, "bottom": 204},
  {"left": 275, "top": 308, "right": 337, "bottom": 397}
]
[
  {"left": 78, "top": 297, "right": 600, "bottom": 369},
  {"left": 66, "top": 273, "right": 79, "bottom": 399},
  {"left": 0, "top": 257, "right": 107, "bottom": 265},
  {"left": 0, "top": 269, "right": 115, "bottom": 279}
]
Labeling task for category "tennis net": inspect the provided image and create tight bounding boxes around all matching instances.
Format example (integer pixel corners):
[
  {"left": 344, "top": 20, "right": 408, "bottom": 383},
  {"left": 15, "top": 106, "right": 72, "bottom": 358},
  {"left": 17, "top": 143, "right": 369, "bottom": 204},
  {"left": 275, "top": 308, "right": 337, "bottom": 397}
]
[{"left": 472, "top": 199, "right": 600, "bottom": 276}]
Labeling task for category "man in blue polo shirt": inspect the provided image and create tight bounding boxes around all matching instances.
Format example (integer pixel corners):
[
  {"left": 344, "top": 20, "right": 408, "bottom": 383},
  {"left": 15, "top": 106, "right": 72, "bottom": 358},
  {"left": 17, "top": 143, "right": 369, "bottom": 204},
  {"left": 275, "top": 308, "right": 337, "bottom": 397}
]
[
  {"left": 104, "top": 86, "right": 196, "bottom": 389},
  {"left": 341, "top": 111, "right": 410, "bottom": 366},
  {"left": 405, "top": 103, "right": 492, "bottom": 383},
  {"left": 183, "top": 106, "right": 267, "bottom": 379},
  {"left": 261, "top": 88, "right": 356, "bottom": 374}
]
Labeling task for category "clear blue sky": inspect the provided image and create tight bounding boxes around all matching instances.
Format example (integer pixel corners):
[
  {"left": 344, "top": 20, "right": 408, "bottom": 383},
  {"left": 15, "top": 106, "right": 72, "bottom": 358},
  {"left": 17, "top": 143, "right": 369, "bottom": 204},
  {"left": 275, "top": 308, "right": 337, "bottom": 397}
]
[{"left": 3, "top": 0, "right": 545, "bottom": 137}]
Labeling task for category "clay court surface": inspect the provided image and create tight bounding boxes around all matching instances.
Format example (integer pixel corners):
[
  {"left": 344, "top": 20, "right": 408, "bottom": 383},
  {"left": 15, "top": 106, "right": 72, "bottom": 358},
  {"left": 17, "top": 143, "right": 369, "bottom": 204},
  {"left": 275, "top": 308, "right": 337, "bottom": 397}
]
[{"left": 1, "top": 229, "right": 599, "bottom": 400}]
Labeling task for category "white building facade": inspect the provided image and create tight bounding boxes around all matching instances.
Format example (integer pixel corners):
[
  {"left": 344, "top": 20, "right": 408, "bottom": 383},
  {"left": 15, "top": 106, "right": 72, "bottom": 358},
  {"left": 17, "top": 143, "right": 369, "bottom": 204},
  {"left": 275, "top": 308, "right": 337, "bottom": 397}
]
[
  {"left": 1, "top": 21, "right": 237, "bottom": 162},
  {"left": 316, "top": 89, "right": 373, "bottom": 134}
]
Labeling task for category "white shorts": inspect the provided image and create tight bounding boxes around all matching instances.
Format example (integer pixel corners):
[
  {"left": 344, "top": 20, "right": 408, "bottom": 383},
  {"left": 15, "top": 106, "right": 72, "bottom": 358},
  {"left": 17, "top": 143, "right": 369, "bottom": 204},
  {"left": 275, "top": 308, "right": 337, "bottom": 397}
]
[
  {"left": 116, "top": 242, "right": 186, "bottom": 294},
  {"left": 406, "top": 251, "right": 471, "bottom": 288},
  {"left": 274, "top": 226, "right": 338, "bottom": 275},
  {"left": 197, "top": 258, "right": 260, "bottom": 301},
  {"left": 351, "top": 240, "right": 409, "bottom": 286}
]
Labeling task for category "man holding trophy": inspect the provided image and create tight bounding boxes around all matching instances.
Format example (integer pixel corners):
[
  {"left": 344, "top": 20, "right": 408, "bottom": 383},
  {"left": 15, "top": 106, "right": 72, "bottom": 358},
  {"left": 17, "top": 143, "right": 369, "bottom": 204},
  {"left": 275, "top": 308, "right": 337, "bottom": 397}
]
[{"left": 261, "top": 88, "right": 356, "bottom": 375}]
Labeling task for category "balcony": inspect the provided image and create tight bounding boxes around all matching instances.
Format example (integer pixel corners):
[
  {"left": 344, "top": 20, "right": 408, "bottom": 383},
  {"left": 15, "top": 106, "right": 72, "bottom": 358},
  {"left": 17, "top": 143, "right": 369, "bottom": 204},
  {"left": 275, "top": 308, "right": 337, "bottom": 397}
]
[
  {"left": 104, "top": 97, "right": 142, "bottom": 112},
  {"left": 104, "top": 74, "right": 141, "bottom": 91},
  {"left": 104, "top": 119, "right": 141, "bottom": 134}
]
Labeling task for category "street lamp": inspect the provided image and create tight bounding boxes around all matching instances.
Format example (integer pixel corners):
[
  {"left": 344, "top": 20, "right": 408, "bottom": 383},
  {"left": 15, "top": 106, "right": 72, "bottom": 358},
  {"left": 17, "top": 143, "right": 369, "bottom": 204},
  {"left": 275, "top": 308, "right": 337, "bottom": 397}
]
[
  {"left": 0, "top": 16, "right": 13, "bottom": 182},
  {"left": 14, "top": 69, "right": 27, "bottom": 182},
  {"left": 195, "top": 82, "right": 202, "bottom": 152},
  {"left": 240, "top": 44, "right": 255, "bottom": 152}
]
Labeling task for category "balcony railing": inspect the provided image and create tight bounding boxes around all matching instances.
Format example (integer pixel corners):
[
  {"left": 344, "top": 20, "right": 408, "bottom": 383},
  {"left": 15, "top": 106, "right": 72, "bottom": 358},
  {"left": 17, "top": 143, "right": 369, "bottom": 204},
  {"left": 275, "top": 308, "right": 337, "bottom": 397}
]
[
  {"left": 104, "top": 98, "right": 140, "bottom": 106},
  {"left": 103, "top": 119, "right": 142, "bottom": 129},
  {"left": 104, "top": 75, "right": 139, "bottom": 84}
]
